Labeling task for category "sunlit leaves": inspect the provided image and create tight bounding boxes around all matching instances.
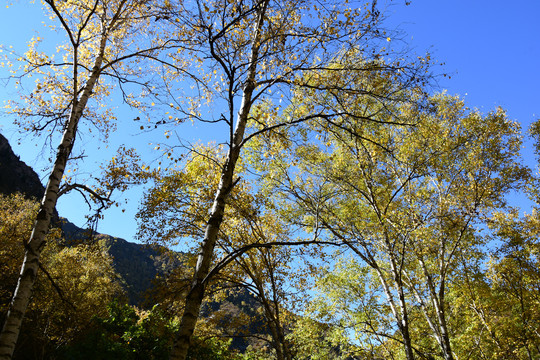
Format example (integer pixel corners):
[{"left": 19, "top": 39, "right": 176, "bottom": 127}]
[
  {"left": 137, "top": 144, "right": 224, "bottom": 247},
  {"left": 447, "top": 208, "right": 540, "bottom": 359},
  {"left": 0, "top": 193, "right": 123, "bottom": 353},
  {"left": 253, "top": 90, "right": 531, "bottom": 358},
  {"left": 3, "top": 0, "right": 169, "bottom": 143}
]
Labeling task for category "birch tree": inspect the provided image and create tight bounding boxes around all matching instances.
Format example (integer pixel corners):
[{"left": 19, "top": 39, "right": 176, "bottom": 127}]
[
  {"left": 266, "top": 94, "right": 529, "bottom": 359},
  {"left": 454, "top": 209, "right": 540, "bottom": 359},
  {"left": 138, "top": 145, "right": 309, "bottom": 360},
  {"left": 0, "top": 1, "right": 171, "bottom": 357},
  {"left": 151, "top": 1, "right": 429, "bottom": 357}
]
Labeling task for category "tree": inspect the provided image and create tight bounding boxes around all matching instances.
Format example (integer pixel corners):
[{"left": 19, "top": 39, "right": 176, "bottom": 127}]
[
  {"left": 0, "top": 194, "right": 57, "bottom": 324},
  {"left": 146, "top": 1, "right": 429, "bottom": 357},
  {"left": 295, "top": 258, "right": 395, "bottom": 359},
  {"left": 0, "top": 1, "right": 171, "bottom": 357},
  {"left": 137, "top": 145, "right": 303, "bottom": 359},
  {"left": 260, "top": 94, "right": 529, "bottom": 359},
  {"left": 451, "top": 209, "right": 540, "bottom": 359},
  {"left": 58, "top": 301, "right": 195, "bottom": 360},
  {"left": 396, "top": 101, "right": 528, "bottom": 360},
  {"left": 36, "top": 243, "right": 124, "bottom": 352},
  {"left": 288, "top": 316, "right": 356, "bottom": 360}
]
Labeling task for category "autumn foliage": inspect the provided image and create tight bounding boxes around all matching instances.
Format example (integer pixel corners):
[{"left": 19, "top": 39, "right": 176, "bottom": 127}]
[{"left": 1, "top": 1, "right": 540, "bottom": 360}]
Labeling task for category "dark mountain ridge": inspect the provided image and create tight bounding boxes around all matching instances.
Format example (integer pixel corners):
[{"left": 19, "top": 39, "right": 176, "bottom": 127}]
[{"left": 0, "top": 133, "right": 44, "bottom": 200}]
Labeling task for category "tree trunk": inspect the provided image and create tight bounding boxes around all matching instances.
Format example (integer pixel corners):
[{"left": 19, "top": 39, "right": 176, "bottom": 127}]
[
  {"left": 397, "top": 282, "right": 415, "bottom": 360},
  {"left": 388, "top": 259, "right": 415, "bottom": 360},
  {"left": 169, "top": 2, "right": 269, "bottom": 359},
  {"left": 0, "top": 34, "right": 107, "bottom": 360},
  {"left": 267, "top": 313, "right": 285, "bottom": 360},
  {"left": 417, "top": 256, "right": 454, "bottom": 360},
  {"left": 371, "top": 263, "right": 415, "bottom": 360},
  {"left": 346, "top": 240, "right": 416, "bottom": 360},
  {"left": 382, "top": 232, "right": 416, "bottom": 360},
  {"left": 436, "top": 303, "right": 454, "bottom": 360}
]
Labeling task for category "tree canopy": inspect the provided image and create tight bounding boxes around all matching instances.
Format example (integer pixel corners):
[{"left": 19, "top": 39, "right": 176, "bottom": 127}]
[{"left": 1, "top": 1, "right": 538, "bottom": 360}]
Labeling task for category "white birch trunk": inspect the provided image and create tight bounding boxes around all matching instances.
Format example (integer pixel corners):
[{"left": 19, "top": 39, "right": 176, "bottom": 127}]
[
  {"left": 0, "top": 34, "right": 107, "bottom": 360},
  {"left": 169, "top": 2, "right": 270, "bottom": 359}
]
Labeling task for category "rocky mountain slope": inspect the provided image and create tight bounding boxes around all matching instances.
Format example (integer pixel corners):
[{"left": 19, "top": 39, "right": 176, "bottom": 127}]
[{"left": 0, "top": 133, "right": 47, "bottom": 201}]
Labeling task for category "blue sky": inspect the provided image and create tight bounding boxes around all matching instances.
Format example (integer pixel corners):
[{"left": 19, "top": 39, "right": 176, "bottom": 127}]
[
  {"left": 387, "top": 0, "right": 539, "bottom": 128},
  {"left": 1, "top": 0, "right": 539, "bottom": 243}
]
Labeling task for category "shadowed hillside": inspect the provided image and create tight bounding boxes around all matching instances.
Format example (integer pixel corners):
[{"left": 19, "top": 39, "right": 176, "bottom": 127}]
[{"left": 0, "top": 133, "right": 44, "bottom": 201}]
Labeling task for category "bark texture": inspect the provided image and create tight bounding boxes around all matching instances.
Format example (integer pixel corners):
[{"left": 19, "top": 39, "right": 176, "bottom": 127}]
[{"left": 0, "top": 34, "right": 107, "bottom": 360}]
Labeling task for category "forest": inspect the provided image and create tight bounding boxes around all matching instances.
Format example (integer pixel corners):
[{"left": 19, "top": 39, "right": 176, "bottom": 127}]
[{"left": 0, "top": 0, "right": 539, "bottom": 359}]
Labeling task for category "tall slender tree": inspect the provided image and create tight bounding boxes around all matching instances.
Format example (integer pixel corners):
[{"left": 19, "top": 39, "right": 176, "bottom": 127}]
[
  {"left": 0, "top": 1, "right": 171, "bottom": 357},
  {"left": 150, "top": 1, "right": 430, "bottom": 358}
]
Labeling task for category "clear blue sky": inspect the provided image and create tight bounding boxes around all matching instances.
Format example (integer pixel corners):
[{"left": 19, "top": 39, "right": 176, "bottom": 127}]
[{"left": 1, "top": 1, "right": 539, "bottom": 243}]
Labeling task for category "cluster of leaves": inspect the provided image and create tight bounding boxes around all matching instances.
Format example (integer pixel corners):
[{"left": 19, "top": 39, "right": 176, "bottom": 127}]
[{"left": 58, "top": 301, "right": 178, "bottom": 360}]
